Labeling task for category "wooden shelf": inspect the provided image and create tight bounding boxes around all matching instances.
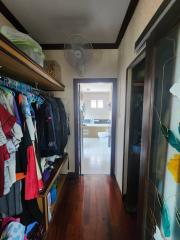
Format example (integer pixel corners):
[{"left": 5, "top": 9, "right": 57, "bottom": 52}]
[
  {"left": 38, "top": 153, "right": 69, "bottom": 231},
  {"left": 0, "top": 33, "right": 65, "bottom": 91},
  {"left": 50, "top": 175, "right": 67, "bottom": 215},
  {"left": 39, "top": 153, "right": 69, "bottom": 197}
]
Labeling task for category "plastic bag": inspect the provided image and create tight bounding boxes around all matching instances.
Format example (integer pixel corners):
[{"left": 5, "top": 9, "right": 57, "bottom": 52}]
[{"left": 0, "top": 26, "right": 45, "bottom": 66}]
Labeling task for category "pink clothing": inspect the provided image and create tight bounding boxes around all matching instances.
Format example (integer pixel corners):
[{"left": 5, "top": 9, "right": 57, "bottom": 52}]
[
  {"left": 25, "top": 145, "right": 39, "bottom": 200},
  {"left": 25, "top": 145, "right": 43, "bottom": 200}
]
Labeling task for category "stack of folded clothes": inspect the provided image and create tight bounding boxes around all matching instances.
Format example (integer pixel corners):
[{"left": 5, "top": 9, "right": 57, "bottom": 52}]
[{"left": 41, "top": 155, "right": 61, "bottom": 183}]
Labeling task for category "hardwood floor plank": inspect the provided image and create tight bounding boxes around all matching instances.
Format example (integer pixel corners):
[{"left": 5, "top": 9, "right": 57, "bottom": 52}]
[{"left": 46, "top": 175, "right": 137, "bottom": 240}]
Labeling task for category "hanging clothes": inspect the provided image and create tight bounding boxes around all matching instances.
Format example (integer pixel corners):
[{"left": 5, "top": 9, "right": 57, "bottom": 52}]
[
  {"left": 19, "top": 94, "right": 43, "bottom": 199},
  {"left": 36, "top": 96, "right": 69, "bottom": 157},
  {"left": 3, "top": 140, "right": 16, "bottom": 195},
  {"left": 0, "top": 124, "right": 9, "bottom": 196},
  {"left": 0, "top": 90, "right": 23, "bottom": 196},
  {"left": 0, "top": 181, "right": 23, "bottom": 216},
  {"left": 0, "top": 90, "right": 23, "bottom": 148},
  {"left": 0, "top": 78, "right": 69, "bottom": 239},
  {"left": 55, "top": 98, "right": 69, "bottom": 155},
  {"left": 0, "top": 104, "right": 16, "bottom": 138},
  {"left": 0, "top": 145, "right": 10, "bottom": 197},
  {"left": 0, "top": 104, "right": 16, "bottom": 197},
  {"left": 15, "top": 121, "right": 31, "bottom": 175},
  {"left": 36, "top": 99, "right": 57, "bottom": 157},
  {"left": 25, "top": 145, "right": 39, "bottom": 200}
]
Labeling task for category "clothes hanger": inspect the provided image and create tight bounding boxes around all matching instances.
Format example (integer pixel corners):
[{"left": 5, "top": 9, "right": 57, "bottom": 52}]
[
  {"left": 33, "top": 82, "right": 45, "bottom": 105},
  {"left": 0, "top": 85, "right": 15, "bottom": 96},
  {"left": 0, "top": 76, "right": 44, "bottom": 105},
  {"left": 36, "top": 95, "right": 44, "bottom": 105}
]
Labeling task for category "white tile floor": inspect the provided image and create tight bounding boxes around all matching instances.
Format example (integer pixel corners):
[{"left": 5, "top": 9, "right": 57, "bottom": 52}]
[{"left": 81, "top": 137, "right": 111, "bottom": 175}]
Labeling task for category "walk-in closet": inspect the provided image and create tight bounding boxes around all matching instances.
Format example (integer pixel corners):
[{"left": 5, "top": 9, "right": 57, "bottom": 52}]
[
  {"left": 0, "top": 0, "right": 180, "bottom": 240},
  {"left": 0, "top": 28, "right": 69, "bottom": 239}
]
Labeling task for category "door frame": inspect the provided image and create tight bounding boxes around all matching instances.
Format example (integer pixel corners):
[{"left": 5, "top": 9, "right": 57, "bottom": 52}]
[
  {"left": 122, "top": 50, "right": 146, "bottom": 196},
  {"left": 73, "top": 78, "right": 117, "bottom": 176}
]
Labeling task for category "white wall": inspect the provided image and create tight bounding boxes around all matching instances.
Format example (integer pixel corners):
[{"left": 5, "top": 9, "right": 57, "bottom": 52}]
[
  {"left": 45, "top": 49, "right": 118, "bottom": 172},
  {"left": 115, "top": 0, "right": 164, "bottom": 191},
  {"left": 82, "top": 92, "right": 111, "bottom": 120}
]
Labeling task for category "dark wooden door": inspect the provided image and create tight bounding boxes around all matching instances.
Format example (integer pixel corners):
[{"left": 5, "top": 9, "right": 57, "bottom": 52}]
[
  {"left": 137, "top": 1, "right": 180, "bottom": 239},
  {"left": 74, "top": 81, "right": 82, "bottom": 175}
]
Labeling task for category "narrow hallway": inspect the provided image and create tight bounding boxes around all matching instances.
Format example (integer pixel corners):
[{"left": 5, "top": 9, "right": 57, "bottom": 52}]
[{"left": 46, "top": 176, "right": 137, "bottom": 240}]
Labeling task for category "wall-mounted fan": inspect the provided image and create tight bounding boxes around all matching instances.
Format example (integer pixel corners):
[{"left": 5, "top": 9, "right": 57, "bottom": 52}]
[{"left": 64, "top": 34, "right": 93, "bottom": 76}]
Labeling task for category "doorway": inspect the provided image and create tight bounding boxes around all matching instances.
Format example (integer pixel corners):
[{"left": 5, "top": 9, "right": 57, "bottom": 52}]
[
  {"left": 74, "top": 79, "right": 117, "bottom": 176},
  {"left": 123, "top": 53, "right": 146, "bottom": 213}
]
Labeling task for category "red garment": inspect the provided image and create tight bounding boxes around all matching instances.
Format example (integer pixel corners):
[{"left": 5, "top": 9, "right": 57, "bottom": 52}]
[
  {"left": 0, "top": 104, "right": 16, "bottom": 138},
  {"left": 0, "top": 104, "right": 16, "bottom": 197},
  {"left": 25, "top": 145, "right": 39, "bottom": 200},
  {"left": 0, "top": 145, "right": 10, "bottom": 197}
]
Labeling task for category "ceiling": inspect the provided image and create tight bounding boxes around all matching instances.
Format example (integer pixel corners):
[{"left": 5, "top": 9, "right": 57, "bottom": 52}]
[
  {"left": 1, "top": 0, "right": 133, "bottom": 46},
  {"left": 80, "top": 83, "right": 112, "bottom": 93}
]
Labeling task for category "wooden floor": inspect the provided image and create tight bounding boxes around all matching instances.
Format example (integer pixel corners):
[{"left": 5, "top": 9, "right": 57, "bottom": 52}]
[{"left": 46, "top": 175, "right": 137, "bottom": 240}]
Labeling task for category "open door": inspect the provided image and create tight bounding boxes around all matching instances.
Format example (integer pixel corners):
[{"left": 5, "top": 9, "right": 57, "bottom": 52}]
[{"left": 74, "top": 78, "right": 117, "bottom": 176}]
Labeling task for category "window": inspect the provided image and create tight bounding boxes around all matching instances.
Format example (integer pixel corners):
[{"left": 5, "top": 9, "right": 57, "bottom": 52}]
[
  {"left": 97, "top": 100, "right": 103, "bottom": 108},
  {"left": 91, "top": 100, "right": 96, "bottom": 108},
  {"left": 91, "top": 100, "right": 104, "bottom": 109}
]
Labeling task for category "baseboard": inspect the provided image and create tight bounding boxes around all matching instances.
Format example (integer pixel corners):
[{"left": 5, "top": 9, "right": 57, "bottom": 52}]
[
  {"left": 67, "top": 172, "right": 78, "bottom": 179},
  {"left": 112, "top": 174, "right": 123, "bottom": 196}
]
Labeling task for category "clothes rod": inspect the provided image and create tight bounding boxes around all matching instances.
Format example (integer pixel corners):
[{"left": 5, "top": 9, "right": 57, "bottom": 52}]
[{"left": 0, "top": 75, "right": 53, "bottom": 97}]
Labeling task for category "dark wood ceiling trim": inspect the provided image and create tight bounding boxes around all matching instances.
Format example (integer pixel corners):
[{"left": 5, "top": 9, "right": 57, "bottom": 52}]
[
  {"left": 115, "top": 0, "right": 139, "bottom": 48},
  {"left": 0, "top": 1, "right": 28, "bottom": 34},
  {"left": 90, "top": 43, "right": 116, "bottom": 49},
  {"left": 41, "top": 44, "right": 65, "bottom": 50},
  {"left": 41, "top": 42, "right": 117, "bottom": 50},
  {"left": 135, "top": 0, "right": 176, "bottom": 51}
]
